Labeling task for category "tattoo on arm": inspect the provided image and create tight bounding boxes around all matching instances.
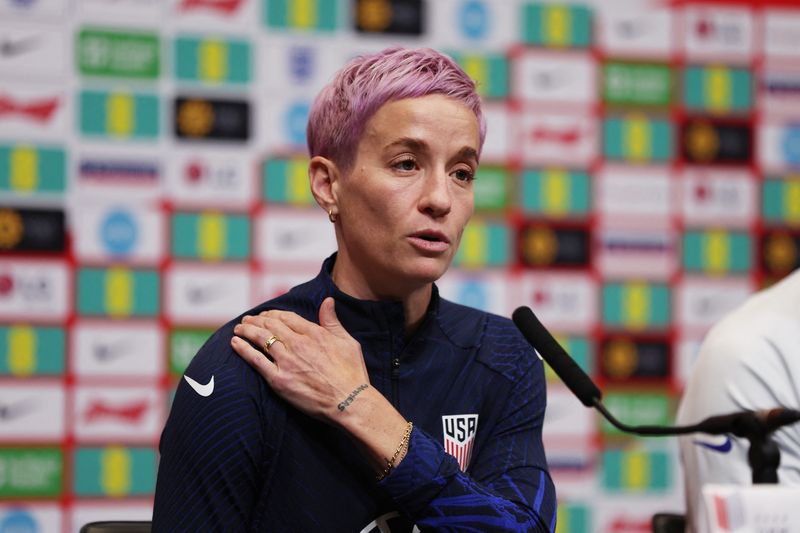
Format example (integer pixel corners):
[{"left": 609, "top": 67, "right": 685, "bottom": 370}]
[{"left": 338, "top": 384, "right": 369, "bottom": 411}]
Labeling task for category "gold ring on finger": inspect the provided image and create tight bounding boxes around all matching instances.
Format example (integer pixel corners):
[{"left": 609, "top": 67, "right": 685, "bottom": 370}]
[{"left": 263, "top": 335, "right": 280, "bottom": 355}]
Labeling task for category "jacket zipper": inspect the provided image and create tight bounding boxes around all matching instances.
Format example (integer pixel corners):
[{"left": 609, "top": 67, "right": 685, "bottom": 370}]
[{"left": 391, "top": 357, "right": 400, "bottom": 405}]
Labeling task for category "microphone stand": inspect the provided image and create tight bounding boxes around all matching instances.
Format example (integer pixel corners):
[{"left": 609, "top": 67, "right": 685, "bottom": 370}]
[
  {"left": 591, "top": 398, "right": 780, "bottom": 484},
  {"left": 510, "top": 305, "right": 797, "bottom": 485},
  {"left": 748, "top": 434, "right": 780, "bottom": 484}
]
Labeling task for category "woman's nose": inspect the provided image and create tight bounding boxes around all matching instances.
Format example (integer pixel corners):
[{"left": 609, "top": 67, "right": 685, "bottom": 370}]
[{"left": 418, "top": 171, "right": 452, "bottom": 217}]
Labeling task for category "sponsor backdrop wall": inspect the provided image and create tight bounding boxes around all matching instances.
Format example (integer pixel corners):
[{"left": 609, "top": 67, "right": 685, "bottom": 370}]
[{"left": 2, "top": 0, "right": 800, "bottom": 530}]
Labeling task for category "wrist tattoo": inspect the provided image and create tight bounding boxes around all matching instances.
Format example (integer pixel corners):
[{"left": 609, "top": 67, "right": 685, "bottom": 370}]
[{"left": 338, "top": 384, "right": 369, "bottom": 411}]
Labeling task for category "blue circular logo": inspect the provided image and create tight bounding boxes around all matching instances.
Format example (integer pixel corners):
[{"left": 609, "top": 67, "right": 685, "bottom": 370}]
[
  {"left": 457, "top": 279, "right": 488, "bottom": 310},
  {"left": 782, "top": 125, "right": 800, "bottom": 167},
  {"left": 459, "top": 0, "right": 489, "bottom": 40},
  {"left": 0, "top": 509, "right": 37, "bottom": 533},
  {"left": 285, "top": 102, "right": 310, "bottom": 146},
  {"left": 100, "top": 209, "right": 138, "bottom": 256}
]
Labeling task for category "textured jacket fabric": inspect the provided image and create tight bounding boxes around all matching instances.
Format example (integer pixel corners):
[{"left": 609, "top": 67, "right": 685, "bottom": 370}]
[{"left": 153, "top": 255, "right": 556, "bottom": 532}]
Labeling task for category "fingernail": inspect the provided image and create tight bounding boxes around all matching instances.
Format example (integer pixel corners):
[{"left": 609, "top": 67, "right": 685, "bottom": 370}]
[{"left": 233, "top": 324, "right": 241, "bottom": 334}]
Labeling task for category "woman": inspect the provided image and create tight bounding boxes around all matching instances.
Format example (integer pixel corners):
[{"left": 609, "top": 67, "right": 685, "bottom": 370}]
[{"left": 153, "top": 47, "right": 556, "bottom": 532}]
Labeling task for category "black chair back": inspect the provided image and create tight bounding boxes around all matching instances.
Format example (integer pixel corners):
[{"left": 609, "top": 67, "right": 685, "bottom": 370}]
[
  {"left": 652, "top": 513, "right": 686, "bottom": 533},
  {"left": 79, "top": 521, "right": 152, "bottom": 533}
]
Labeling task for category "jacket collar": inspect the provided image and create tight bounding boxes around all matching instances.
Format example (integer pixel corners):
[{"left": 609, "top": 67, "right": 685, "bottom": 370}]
[
  {"left": 313, "top": 254, "right": 441, "bottom": 342},
  {"left": 283, "top": 254, "right": 482, "bottom": 351}
]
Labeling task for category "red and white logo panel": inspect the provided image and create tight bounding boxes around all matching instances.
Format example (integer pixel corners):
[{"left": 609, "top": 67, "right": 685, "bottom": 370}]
[
  {"left": 515, "top": 273, "right": 597, "bottom": 333},
  {"left": 171, "top": 0, "right": 256, "bottom": 27},
  {"left": 0, "top": 260, "right": 70, "bottom": 322},
  {"left": 681, "top": 168, "right": 756, "bottom": 227},
  {"left": 0, "top": 83, "right": 68, "bottom": 139},
  {"left": 683, "top": 6, "right": 754, "bottom": 62},
  {"left": 166, "top": 150, "right": 255, "bottom": 209},
  {"left": 516, "top": 110, "right": 597, "bottom": 167},
  {"left": 442, "top": 414, "right": 479, "bottom": 472},
  {"left": 73, "top": 386, "right": 163, "bottom": 443}
]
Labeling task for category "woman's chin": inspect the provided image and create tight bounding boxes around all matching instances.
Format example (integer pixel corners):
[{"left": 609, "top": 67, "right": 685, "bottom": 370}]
[{"left": 401, "top": 257, "right": 452, "bottom": 285}]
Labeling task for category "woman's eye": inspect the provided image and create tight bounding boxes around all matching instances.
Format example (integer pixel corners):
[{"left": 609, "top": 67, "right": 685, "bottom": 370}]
[
  {"left": 395, "top": 159, "right": 416, "bottom": 171},
  {"left": 453, "top": 168, "right": 475, "bottom": 182}
]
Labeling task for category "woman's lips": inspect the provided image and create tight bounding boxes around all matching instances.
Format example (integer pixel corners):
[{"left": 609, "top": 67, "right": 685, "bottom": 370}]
[{"left": 408, "top": 231, "right": 450, "bottom": 253}]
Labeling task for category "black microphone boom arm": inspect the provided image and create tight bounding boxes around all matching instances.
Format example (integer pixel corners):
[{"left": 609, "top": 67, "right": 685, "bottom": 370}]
[{"left": 511, "top": 305, "right": 800, "bottom": 484}]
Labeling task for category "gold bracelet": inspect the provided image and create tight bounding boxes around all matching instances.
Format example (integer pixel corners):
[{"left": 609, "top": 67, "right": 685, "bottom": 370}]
[{"left": 376, "top": 421, "right": 413, "bottom": 481}]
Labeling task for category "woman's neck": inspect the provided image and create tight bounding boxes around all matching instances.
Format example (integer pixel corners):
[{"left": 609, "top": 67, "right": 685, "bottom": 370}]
[
  {"left": 331, "top": 259, "right": 432, "bottom": 336},
  {"left": 400, "top": 286, "right": 432, "bottom": 336}
]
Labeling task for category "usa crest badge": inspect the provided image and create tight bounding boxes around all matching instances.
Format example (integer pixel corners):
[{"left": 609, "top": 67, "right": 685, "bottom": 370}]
[{"left": 442, "top": 414, "right": 479, "bottom": 471}]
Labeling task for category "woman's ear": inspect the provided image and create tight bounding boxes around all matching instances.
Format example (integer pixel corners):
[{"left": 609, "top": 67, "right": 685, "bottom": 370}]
[{"left": 309, "top": 156, "right": 340, "bottom": 217}]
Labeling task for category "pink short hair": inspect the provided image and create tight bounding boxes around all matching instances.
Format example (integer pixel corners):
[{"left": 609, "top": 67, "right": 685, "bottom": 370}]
[{"left": 307, "top": 47, "right": 486, "bottom": 171}]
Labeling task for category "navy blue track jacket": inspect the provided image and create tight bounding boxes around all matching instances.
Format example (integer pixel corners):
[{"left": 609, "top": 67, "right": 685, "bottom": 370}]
[{"left": 153, "top": 255, "right": 557, "bottom": 531}]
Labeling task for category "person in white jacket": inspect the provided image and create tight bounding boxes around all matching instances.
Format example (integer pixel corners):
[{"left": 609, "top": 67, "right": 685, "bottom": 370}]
[{"left": 676, "top": 268, "right": 800, "bottom": 532}]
